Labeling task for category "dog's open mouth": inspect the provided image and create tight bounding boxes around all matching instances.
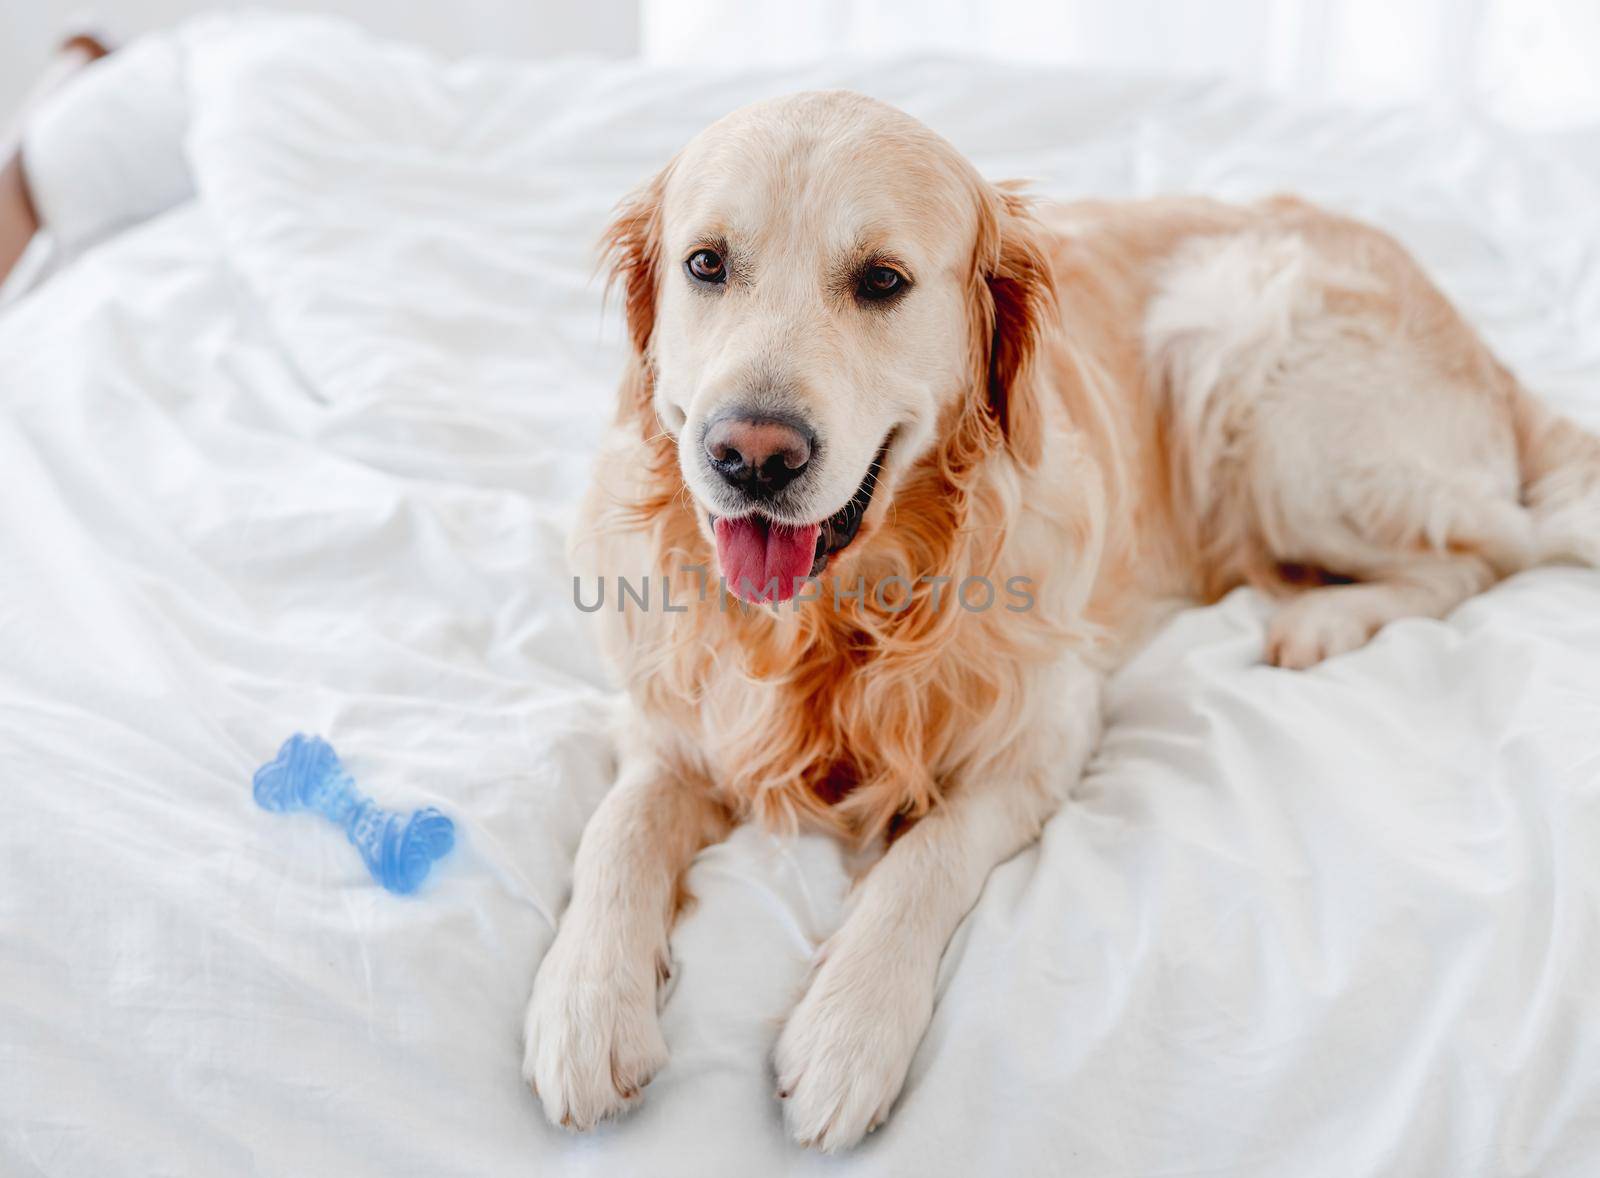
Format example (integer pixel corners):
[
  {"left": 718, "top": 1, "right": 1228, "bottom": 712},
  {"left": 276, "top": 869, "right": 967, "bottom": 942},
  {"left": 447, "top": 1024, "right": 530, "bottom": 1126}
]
[{"left": 710, "top": 439, "right": 890, "bottom": 604}]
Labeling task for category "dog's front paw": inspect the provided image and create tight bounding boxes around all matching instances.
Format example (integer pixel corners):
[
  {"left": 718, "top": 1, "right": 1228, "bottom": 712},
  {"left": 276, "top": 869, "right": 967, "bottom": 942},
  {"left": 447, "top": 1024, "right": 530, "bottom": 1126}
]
[
  {"left": 522, "top": 932, "right": 668, "bottom": 1131},
  {"left": 773, "top": 939, "right": 933, "bottom": 1152}
]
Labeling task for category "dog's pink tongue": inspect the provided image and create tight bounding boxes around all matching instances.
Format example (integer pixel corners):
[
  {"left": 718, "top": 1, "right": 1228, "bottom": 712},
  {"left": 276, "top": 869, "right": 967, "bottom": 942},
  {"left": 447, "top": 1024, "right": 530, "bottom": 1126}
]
[{"left": 714, "top": 517, "right": 821, "bottom": 603}]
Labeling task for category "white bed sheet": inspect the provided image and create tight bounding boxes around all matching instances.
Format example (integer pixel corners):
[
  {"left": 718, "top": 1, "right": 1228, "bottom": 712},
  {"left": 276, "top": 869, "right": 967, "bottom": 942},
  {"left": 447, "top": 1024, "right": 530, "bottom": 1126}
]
[{"left": 3, "top": 15, "right": 1600, "bottom": 1177}]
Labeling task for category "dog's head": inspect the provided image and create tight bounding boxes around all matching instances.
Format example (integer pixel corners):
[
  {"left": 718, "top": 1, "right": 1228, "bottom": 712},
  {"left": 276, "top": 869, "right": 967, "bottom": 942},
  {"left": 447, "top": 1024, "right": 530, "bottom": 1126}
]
[{"left": 605, "top": 91, "right": 1053, "bottom": 603}]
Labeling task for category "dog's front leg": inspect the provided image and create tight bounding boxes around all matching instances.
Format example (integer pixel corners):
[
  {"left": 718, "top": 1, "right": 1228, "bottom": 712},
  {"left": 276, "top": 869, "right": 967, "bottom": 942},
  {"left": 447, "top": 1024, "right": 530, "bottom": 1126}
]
[
  {"left": 523, "top": 749, "right": 729, "bottom": 1130},
  {"left": 775, "top": 675, "right": 1098, "bottom": 1152}
]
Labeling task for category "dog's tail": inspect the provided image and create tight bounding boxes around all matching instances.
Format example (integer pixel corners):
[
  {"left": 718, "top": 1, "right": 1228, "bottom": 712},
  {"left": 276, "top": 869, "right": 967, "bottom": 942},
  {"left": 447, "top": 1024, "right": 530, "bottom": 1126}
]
[{"left": 1511, "top": 381, "right": 1600, "bottom": 568}]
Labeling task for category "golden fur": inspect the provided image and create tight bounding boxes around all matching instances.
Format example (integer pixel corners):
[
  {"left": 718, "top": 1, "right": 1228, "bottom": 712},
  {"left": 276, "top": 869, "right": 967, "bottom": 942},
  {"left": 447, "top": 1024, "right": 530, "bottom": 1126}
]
[{"left": 526, "top": 91, "right": 1600, "bottom": 1150}]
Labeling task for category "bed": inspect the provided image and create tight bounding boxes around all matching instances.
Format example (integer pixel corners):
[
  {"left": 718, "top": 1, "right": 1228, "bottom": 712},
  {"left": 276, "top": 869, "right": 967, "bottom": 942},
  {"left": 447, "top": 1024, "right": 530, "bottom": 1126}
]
[{"left": 3, "top": 14, "right": 1599, "bottom": 1176}]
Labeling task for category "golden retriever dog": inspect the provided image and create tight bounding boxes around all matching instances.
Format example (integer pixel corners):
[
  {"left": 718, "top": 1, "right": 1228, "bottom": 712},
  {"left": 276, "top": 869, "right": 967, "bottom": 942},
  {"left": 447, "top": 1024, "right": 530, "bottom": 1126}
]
[{"left": 522, "top": 91, "right": 1600, "bottom": 1150}]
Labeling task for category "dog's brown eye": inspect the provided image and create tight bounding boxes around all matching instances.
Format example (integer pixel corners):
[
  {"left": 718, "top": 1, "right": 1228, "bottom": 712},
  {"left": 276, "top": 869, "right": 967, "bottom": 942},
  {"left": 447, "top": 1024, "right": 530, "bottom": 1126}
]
[
  {"left": 686, "top": 248, "right": 726, "bottom": 283},
  {"left": 859, "top": 265, "right": 906, "bottom": 300}
]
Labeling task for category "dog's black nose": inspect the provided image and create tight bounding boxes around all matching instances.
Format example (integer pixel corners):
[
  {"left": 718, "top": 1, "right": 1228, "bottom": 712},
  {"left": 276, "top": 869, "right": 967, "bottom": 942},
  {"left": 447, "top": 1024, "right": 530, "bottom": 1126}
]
[{"left": 704, "top": 411, "right": 814, "bottom": 497}]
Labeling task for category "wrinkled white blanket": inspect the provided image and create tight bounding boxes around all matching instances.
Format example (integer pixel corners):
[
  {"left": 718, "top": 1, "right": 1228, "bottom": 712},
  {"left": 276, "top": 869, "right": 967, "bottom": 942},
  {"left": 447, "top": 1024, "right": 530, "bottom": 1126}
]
[{"left": 3, "top": 15, "right": 1599, "bottom": 1177}]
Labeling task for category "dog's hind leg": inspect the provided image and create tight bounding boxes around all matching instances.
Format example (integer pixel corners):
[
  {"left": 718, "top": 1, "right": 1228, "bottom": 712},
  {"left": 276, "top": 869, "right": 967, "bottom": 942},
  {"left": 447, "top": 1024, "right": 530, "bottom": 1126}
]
[
  {"left": 1263, "top": 553, "right": 1495, "bottom": 669},
  {"left": 1146, "top": 217, "right": 1544, "bottom": 670}
]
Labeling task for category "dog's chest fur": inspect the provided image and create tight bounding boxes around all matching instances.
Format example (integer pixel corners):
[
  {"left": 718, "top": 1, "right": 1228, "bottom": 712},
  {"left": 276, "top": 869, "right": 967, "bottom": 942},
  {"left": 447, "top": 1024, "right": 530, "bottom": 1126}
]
[{"left": 683, "top": 611, "right": 943, "bottom": 838}]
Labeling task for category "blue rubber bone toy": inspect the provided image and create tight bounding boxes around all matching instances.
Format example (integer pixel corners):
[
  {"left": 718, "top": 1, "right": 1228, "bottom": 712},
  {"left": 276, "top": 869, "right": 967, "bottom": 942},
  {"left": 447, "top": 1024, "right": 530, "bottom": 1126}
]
[{"left": 252, "top": 733, "right": 454, "bottom": 895}]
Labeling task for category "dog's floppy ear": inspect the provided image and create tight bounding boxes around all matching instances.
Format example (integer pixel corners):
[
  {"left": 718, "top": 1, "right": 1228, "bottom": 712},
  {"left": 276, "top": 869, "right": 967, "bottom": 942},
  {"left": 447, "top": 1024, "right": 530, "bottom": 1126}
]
[
  {"left": 600, "top": 164, "right": 673, "bottom": 431},
  {"left": 974, "top": 184, "right": 1055, "bottom": 466},
  {"left": 601, "top": 164, "right": 671, "bottom": 356}
]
